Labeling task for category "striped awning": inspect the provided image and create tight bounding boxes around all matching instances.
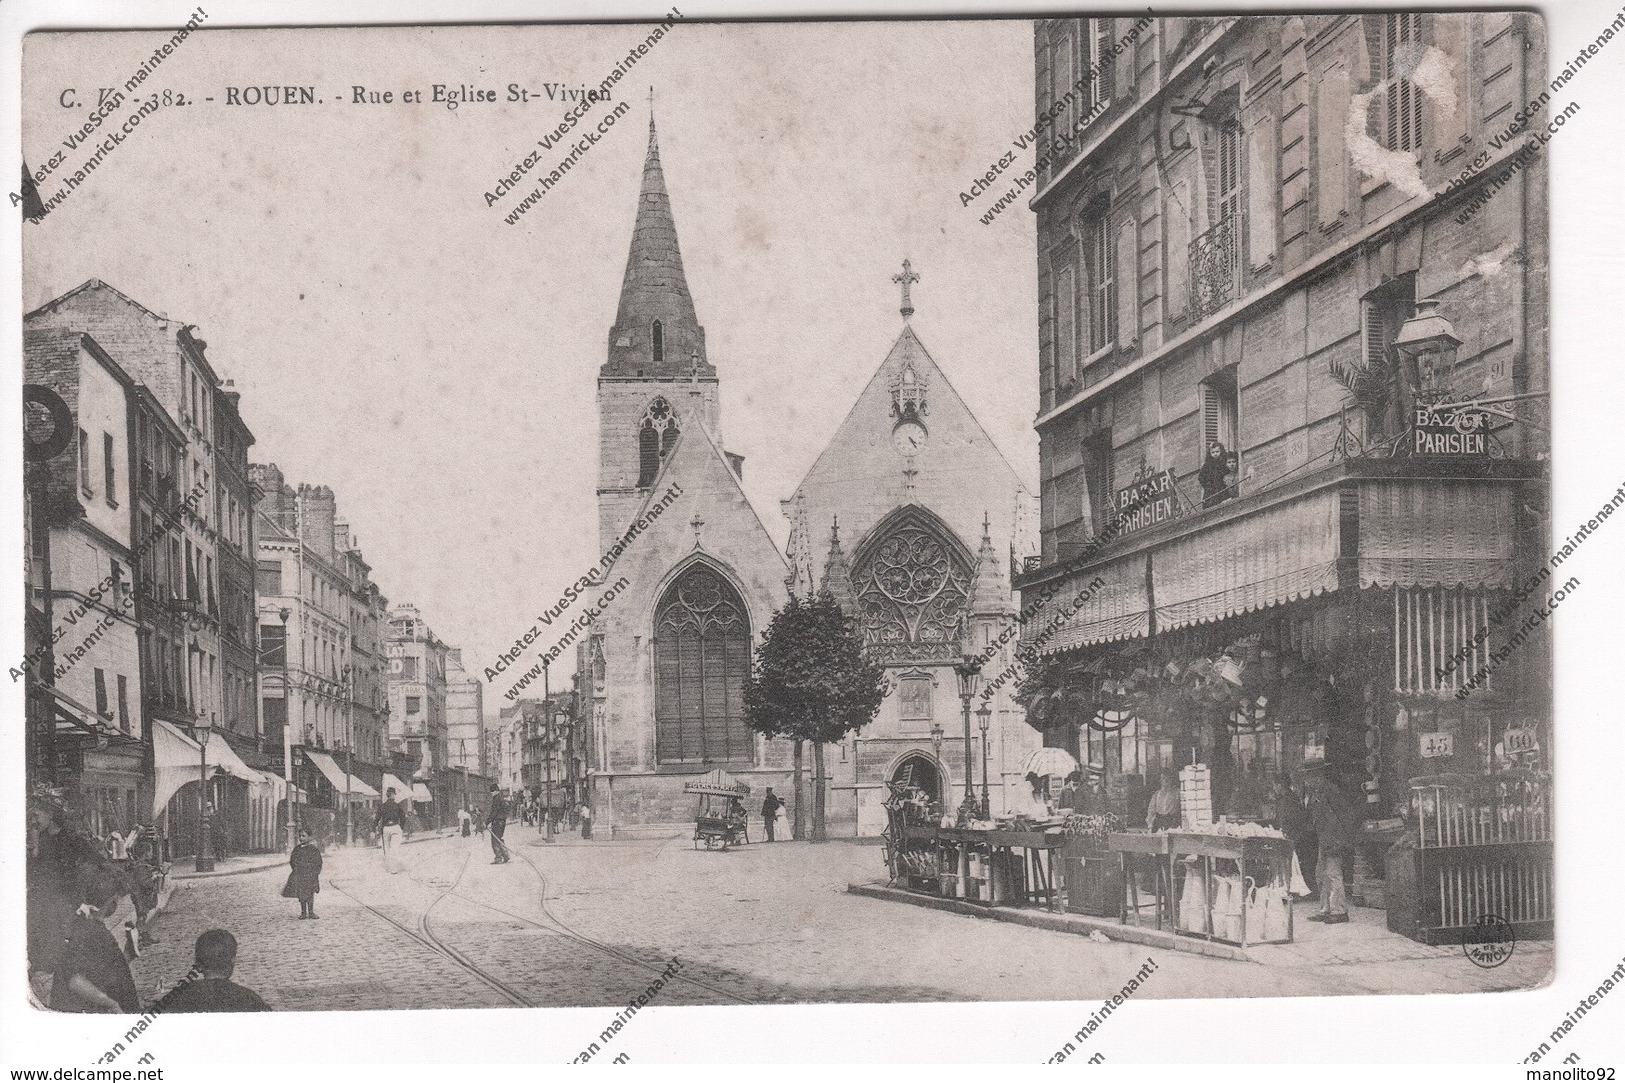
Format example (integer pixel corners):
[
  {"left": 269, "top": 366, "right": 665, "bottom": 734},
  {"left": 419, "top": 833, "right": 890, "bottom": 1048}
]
[
  {"left": 1152, "top": 489, "right": 1340, "bottom": 631},
  {"left": 306, "top": 751, "right": 380, "bottom": 800},
  {"left": 411, "top": 782, "right": 434, "bottom": 803},
  {"left": 1024, "top": 553, "right": 1150, "bottom": 654},
  {"left": 1358, "top": 480, "right": 1516, "bottom": 590}
]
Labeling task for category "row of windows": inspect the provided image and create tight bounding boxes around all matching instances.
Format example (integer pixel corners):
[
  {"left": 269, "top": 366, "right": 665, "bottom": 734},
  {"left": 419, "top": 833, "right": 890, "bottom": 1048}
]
[
  {"left": 78, "top": 428, "right": 119, "bottom": 509},
  {"left": 1044, "top": 15, "right": 1435, "bottom": 406},
  {"left": 1048, "top": 279, "right": 1419, "bottom": 544}
]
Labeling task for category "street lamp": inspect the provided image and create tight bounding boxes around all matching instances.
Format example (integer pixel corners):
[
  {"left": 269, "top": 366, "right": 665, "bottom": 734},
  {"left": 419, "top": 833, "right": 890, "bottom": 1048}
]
[
  {"left": 929, "top": 722, "right": 944, "bottom": 811},
  {"left": 194, "top": 714, "right": 214, "bottom": 872},
  {"left": 953, "top": 653, "right": 983, "bottom": 818},
  {"left": 1393, "top": 298, "right": 1462, "bottom": 403},
  {"left": 976, "top": 703, "right": 993, "bottom": 819}
]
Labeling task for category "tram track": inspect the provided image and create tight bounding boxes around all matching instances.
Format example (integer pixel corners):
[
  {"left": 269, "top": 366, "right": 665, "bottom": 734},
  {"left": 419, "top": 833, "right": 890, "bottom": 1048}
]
[
  {"left": 327, "top": 841, "right": 536, "bottom": 1008},
  {"left": 333, "top": 832, "right": 760, "bottom": 1008}
]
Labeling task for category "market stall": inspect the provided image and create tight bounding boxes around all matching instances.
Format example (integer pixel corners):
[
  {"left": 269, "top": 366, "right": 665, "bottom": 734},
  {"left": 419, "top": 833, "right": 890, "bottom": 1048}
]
[{"left": 685, "top": 768, "right": 750, "bottom": 851}]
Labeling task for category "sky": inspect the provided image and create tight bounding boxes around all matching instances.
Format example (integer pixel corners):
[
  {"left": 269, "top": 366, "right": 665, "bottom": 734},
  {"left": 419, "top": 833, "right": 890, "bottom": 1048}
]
[{"left": 21, "top": 19, "right": 1040, "bottom": 687}]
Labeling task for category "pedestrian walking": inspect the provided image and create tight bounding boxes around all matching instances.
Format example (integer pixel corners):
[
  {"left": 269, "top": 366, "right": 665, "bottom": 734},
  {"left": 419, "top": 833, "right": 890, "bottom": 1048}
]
[
  {"left": 457, "top": 807, "right": 472, "bottom": 838},
  {"left": 761, "top": 787, "right": 785, "bottom": 842},
  {"left": 579, "top": 801, "right": 593, "bottom": 840},
  {"left": 488, "top": 786, "right": 511, "bottom": 864},
  {"left": 49, "top": 866, "right": 139, "bottom": 1013},
  {"left": 374, "top": 787, "right": 407, "bottom": 874},
  {"left": 282, "top": 830, "right": 323, "bottom": 919},
  {"left": 1304, "top": 766, "right": 1358, "bottom": 924},
  {"left": 154, "top": 929, "right": 271, "bottom": 1012},
  {"left": 208, "top": 802, "right": 231, "bottom": 862}
]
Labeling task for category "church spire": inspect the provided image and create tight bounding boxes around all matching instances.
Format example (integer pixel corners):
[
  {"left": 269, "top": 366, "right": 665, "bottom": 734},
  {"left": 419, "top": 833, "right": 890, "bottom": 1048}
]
[
  {"left": 969, "top": 511, "right": 1015, "bottom": 618},
  {"left": 605, "top": 107, "right": 711, "bottom": 378},
  {"left": 820, "top": 516, "right": 856, "bottom": 613}
]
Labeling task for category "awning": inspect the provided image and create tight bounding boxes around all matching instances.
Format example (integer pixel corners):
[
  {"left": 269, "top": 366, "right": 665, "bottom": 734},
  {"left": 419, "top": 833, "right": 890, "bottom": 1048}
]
[
  {"left": 379, "top": 774, "right": 411, "bottom": 802},
  {"left": 1358, "top": 480, "right": 1516, "bottom": 589},
  {"left": 411, "top": 783, "right": 434, "bottom": 803},
  {"left": 151, "top": 719, "right": 263, "bottom": 818},
  {"left": 256, "top": 770, "right": 288, "bottom": 801},
  {"left": 306, "top": 751, "right": 381, "bottom": 800},
  {"left": 1025, "top": 552, "right": 1150, "bottom": 654},
  {"left": 1153, "top": 489, "right": 1340, "bottom": 631}
]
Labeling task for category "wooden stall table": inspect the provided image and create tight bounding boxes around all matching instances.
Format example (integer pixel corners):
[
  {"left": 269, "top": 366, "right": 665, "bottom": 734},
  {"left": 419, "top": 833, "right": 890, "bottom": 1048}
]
[
  {"left": 1108, "top": 830, "right": 1173, "bottom": 930},
  {"left": 934, "top": 827, "right": 1062, "bottom": 911},
  {"left": 1167, "top": 831, "right": 1295, "bottom": 947}
]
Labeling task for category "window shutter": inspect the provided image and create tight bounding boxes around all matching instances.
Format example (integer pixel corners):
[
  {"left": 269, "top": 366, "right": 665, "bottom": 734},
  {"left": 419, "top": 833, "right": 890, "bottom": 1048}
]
[
  {"left": 1055, "top": 261, "right": 1078, "bottom": 384},
  {"left": 1201, "top": 384, "right": 1220, "bottom": 448},
  {"left": 1361, "top": 298, "right": 1388, "bottom": 370},
  {"left": 1315, "top": 65, "right": 1351, "bottom": 226},
  {"left": 1246, "top": 117, "right": 1277, "bottom": 269},
  {"left": 1095, "top": 19, "right": 1114, "bottom": 107},
  {"left": 1115, "top": 216, "right": 1138, "bottom": 347}
]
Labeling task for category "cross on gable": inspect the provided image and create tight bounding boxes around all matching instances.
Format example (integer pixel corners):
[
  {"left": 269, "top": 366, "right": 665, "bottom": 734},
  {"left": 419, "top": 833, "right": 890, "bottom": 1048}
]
[
  {"left": 892, "top": 258, "right": 921, "bottom": 320},
  {"left": 690, "top": 513, "right": 706, "bottom": 547}
]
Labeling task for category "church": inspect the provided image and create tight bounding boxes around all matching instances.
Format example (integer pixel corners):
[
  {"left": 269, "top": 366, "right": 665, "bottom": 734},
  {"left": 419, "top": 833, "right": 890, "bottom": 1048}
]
[{"left": 581, "top": 116, "right": 1040, "bottom": 838}]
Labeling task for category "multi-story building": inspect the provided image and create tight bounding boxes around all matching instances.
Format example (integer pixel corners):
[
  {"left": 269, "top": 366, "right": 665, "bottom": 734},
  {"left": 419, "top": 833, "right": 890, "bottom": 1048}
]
[
  {"left": 385, "top": 604, "right": 449, "bottom": 779},
  {"left": 444, "top": 648, "right": 486, "bottom": 777},
  {"left": 251, "top": 467, "right": 387, "bottom": 834},
  {"left": 23, "top": 329, "right": 147, "bottom": 837},
  {"left": 27, "top": 283, "right": 253, "bottom": 741},
  {"left": 1016, "top": 15, "right": 1550, "bottom": 853}
]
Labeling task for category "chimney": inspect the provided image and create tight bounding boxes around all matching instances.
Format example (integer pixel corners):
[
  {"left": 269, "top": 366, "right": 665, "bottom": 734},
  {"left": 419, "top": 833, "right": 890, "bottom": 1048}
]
[
  {"left": 299, "top": 484, "right": 337, "bottom": 560},
  {"left": 334, "top": 519, "right": 351, "bottom": 553},
  {"left": 249, "top": 463, "right": 291, "bottom": 531}
]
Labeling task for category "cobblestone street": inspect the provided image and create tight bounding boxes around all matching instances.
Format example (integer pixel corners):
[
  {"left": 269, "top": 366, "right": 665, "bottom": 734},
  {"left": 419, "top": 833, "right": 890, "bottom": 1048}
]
[{"left": 128, "top": 832, "right": 1551, "bottom": 1012}]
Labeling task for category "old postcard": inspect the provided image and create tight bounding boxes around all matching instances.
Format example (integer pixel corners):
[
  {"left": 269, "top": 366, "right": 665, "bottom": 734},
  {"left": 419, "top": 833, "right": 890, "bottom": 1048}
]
[{"left": 9, "top": 2, "right": 1615, "bottom": 1067}]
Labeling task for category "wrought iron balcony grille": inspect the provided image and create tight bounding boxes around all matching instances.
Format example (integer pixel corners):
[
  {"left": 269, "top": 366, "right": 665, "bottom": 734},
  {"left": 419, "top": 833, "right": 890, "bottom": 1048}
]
[{"left": 1189, "top": 213, "right": 1244, "bottom": 322}]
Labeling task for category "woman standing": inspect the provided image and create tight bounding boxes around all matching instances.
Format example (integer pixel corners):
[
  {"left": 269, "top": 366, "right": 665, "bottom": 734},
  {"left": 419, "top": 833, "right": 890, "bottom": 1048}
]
[
  {"left": 1145, "top": 770, "right": 1182, "bottom": 831},
  {"left": 286, "top": 831, "right": 323, "bottom": 919}
]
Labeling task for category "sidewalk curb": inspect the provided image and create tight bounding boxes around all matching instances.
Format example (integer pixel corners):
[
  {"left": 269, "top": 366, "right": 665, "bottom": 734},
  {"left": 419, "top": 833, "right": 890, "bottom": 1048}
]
[{"left": 845, "top": 881, "right": 1252, "bottom": 962}]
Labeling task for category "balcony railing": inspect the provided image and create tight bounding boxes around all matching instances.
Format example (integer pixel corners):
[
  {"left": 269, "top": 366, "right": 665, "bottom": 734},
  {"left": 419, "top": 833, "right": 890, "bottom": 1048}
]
[{"left": 1189, "top": 213, "right": 1244, "bottom": 322}]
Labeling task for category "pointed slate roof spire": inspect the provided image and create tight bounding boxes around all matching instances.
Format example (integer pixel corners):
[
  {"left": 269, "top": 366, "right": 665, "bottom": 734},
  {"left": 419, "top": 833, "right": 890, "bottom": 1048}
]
[
  {"left": 820, "top": 516, "right": 856, "bottom": 613},
  {"left": 604, "top": 107, "right": 711, "bottom": 378},
  {"left": 969, "top": 511, "right": 1015, "bottom": 618}
]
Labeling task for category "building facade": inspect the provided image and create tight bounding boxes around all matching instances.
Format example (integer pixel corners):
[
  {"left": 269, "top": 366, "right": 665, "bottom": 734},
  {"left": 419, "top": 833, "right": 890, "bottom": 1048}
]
[
  {"left": 23, "top": 329, "right": 147, "bottom": 838},
  {"left": 1017, "top": 15, "right": 1550, "bottom": 845},
  {"left": 781, "top": 308, "right": 1042, "bottom": 836},
  {"left": 445, "top": 648, "right": 486, "bottom": 777},
  {"left": 386, "top": 604, "right": 449, "bottom": 779}
]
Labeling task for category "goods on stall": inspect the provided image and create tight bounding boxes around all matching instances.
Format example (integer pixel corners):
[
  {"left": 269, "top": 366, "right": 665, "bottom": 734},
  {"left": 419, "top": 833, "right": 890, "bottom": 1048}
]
[
  {"left": 1177, "top": 868, "right": 1209, "bottom": 932},
  {"left": 1179, "top": 764, "right": 1212, "bottom": 826},
  {"left": 1061, "top": 811, "right": 1125, "bottom": 917}
]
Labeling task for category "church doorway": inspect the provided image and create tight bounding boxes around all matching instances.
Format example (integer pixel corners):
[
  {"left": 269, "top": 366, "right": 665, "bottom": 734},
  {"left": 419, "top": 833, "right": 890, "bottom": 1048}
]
[{"left": 890, "top": 753, "right": 941, "bottom": 805}]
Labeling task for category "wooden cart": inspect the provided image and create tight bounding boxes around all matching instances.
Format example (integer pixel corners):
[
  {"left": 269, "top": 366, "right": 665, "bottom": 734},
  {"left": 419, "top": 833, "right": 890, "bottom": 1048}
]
[{"left": 684, "top": 771, "right": 750, "bottom": 851}]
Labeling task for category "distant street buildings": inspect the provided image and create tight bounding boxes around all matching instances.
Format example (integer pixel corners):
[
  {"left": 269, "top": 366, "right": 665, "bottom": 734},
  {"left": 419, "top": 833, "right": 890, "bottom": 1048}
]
[{"left": 23, "top": 281, "right": 489, "bottom": 852}]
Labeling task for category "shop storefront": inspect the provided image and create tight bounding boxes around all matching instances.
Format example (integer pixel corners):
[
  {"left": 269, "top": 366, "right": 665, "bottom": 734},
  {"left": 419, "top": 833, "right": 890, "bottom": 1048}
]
[{"left": 1011, "top": 461, "right": 1551, "bottom": 939}]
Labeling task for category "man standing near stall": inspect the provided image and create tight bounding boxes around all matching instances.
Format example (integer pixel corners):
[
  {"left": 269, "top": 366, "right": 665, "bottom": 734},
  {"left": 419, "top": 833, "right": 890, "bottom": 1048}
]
[
  {"left": 761, "top": 787, "right": 785, "bottom": 842},
  {"left": 1304, "top": 765, "right": 1358, "bottom": 924}
]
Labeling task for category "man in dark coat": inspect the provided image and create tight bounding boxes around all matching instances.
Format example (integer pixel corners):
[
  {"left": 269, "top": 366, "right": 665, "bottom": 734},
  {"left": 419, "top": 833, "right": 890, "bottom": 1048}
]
[
  {"left": 760, "top": 787, "right": 785, "bottom": 842},
  {"left": 1304, "top": 767, "right": 1359, "bottom": 924},
  {"left": 374, "top": 787, "right": 407, "bottom": 874},
  {"left": 155, "top": 929, "right": 270, "bottom": 1012},
  {"left": 488, "top": 787, "right": 511, "bottom": 863},
  {"left": 286, "top": 830, "right": 323, "bottom": 919}
]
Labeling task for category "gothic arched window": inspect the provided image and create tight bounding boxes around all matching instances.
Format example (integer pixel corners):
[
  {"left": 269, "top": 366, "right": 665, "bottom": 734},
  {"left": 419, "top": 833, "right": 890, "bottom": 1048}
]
[
  {"left": 636, "top": 397, "right": 679, "bottom": 487},
  {"left": 652, "top": 320, "right": 664, "bottom": 367},
  {"left": 852, "top": 512, "right": 972, "bottom": 664},
  {"left": 654, "top": 564, "right": 753, "bottom": 764}
]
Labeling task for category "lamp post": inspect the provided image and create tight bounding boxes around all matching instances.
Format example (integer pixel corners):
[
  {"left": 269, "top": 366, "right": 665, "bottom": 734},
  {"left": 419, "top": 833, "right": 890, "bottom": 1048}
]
[
  {"left": 929, "top": 723, "right": 944, "bottom": 811},
  {"left": 976, "top": 703, "right": 993, "bottom": 819},
  {"left": 276, "top": 606, "right": 295, "bottom": 850},
  {"left": 953, "top": 654, "right": 983, "bottom": 817},
  {"left": 194, "top": 714, "right": 214, "bottom": 872}
]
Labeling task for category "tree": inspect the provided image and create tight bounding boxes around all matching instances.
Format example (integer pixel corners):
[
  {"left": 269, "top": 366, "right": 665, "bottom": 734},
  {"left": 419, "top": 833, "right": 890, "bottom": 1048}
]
[{"left": 744, "top": 592, "right": 887, "bottom": 841}]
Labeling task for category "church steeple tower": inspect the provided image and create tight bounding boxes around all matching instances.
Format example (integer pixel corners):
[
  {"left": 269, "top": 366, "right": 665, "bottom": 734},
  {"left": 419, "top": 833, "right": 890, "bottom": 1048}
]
[
  {"left": 598, "top": 107, "right": 724, "bottom": 552},
  {"left": 604, "top": 114, "right": 711, "bottom": 378}
]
